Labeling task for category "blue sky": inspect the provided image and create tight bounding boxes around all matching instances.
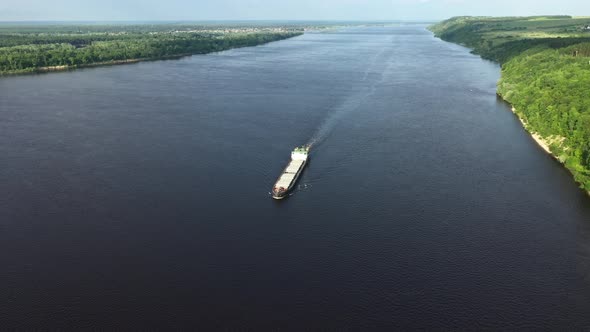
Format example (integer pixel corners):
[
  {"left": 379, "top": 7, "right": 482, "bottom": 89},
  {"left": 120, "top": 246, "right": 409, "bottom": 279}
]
[{"left": 1, "top": 0, "right": 589, "bottom": 21}]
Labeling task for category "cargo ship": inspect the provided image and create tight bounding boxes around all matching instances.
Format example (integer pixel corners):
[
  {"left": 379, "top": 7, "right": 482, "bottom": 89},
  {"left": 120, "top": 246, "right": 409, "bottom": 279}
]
[{"left": 271, "top": 146, "right": 310, "bottom": 199}]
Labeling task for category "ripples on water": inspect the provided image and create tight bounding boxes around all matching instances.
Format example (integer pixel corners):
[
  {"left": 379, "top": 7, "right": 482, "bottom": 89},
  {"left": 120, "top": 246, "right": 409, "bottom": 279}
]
[{"left": 0, "top": 25, "right": 589, "bottom": 329}]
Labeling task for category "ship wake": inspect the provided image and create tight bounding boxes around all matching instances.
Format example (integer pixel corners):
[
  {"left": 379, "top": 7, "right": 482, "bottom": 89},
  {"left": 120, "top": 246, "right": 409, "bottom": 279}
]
[{"left": 307, "top": 47, "right": 391, "bottom": 149}]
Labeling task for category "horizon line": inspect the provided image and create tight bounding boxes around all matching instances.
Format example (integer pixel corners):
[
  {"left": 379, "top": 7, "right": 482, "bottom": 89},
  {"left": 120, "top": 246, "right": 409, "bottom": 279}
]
[{"left": 0, "top": 18, "right": 443, "bottom": 23}]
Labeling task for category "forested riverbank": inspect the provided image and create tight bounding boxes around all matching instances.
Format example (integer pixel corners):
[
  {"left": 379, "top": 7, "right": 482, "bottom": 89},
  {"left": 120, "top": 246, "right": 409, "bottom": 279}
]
[
  {"left": 429, "top": 16, "right": 590, "bottom": 193},
  {"left": 0, "top": 24, "right": 303, "bottom": 75}
]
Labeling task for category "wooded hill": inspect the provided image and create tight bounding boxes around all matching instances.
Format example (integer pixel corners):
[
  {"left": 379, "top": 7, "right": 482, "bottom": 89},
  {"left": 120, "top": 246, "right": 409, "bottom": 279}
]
[{"left": 429, "top": 16, "right": 590, "bottom": 191}]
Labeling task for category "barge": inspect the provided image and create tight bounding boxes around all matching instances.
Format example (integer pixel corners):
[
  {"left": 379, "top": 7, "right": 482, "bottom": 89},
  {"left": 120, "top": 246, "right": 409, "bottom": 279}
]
[{"left": 271, "top": 146, "right": 309, "bottom": 199}]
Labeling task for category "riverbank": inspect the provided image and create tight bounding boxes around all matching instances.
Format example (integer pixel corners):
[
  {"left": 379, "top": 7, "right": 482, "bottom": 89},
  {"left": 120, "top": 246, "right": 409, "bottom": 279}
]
[
  {"left": 502, "top": 101, "right": 590, "bottom": 196},
  {"left": 429, "top": 16, "right": 590, "bottom": 194},
  {"left": 1, "top": 54, "right": 197, "bottom": 76},
  {"left": 0, "top": 25, "right": 303, "bottom": 76},
  {"left": 512, "top": 106, "right": 552, "bottom": 154}
]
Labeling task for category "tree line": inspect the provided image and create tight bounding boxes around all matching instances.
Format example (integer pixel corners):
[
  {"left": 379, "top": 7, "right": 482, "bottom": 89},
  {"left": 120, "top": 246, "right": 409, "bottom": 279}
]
[
  {"left": 0, "top": 27, "right": 302, "bottom": 74},
  {"left": 430, "top": 16, "right": 590, "bottom": 191}
]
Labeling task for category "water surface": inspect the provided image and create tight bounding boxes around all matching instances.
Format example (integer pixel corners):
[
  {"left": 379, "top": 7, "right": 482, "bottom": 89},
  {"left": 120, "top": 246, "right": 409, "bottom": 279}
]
[{"left": 1, "top": 25, "right": 590, "bottom": 329}]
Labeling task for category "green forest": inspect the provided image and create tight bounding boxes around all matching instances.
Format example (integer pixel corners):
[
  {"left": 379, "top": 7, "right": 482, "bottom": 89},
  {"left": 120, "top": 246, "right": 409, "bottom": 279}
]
[
  {"left": 0, "top": 24, "right": 303, "bottom": 75},
  {"left": 429, "top": 16, "right": 590, "bottom": 192}
]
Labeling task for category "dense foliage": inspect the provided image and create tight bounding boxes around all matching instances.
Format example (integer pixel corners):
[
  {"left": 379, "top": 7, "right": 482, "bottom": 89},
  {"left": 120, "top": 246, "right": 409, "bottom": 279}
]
[
  {"left": 429, "top": 16, "right": 590, "bottom": 191},
  {"left": 0, "top": 24, "right": 303, "bottom": 74},
  {"left": 429, "top": 16, "right": 590, "bottom": 62}
]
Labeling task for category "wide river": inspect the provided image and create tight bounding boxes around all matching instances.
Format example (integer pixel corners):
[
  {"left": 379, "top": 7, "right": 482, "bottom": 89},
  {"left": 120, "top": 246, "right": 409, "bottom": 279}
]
[{"left": 1, "top": 25, "right": 590, "bottom": 329}]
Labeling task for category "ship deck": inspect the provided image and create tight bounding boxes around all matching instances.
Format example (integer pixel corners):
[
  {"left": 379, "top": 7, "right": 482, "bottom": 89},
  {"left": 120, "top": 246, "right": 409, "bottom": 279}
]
[{"left": 274, "top": 159, "right": 304, "bottom": 189}]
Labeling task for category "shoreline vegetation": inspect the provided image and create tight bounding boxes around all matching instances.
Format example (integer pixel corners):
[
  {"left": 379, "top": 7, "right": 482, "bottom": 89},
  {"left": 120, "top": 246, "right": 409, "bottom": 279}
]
[
  {"left": 429, "top": 16, "right": 590, "bottom": 195},
  {"left": 0, "top": 21, "right": 402, "bottom": 76},
  {"left": 4, "top": 53, "right": 216, "bottom": 75},
  {"left": 0, "top": 23, "right": 309, "bottom": 76}
]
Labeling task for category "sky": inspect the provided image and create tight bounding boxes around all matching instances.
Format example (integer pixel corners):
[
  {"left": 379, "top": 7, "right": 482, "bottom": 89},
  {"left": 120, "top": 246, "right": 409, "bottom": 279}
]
[{"left": 0, "top": 0, "right": 589, "bottom": 21}]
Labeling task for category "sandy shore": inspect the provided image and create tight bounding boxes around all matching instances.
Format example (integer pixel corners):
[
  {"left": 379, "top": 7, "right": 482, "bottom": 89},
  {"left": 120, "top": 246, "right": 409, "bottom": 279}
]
[
  {"left": 37, "top": 59, "right": 144, "bottom": 72},
  {"left": 508, "top": 106, "right": 590, "bottom": 196},
  {"left": 510, "top": 107, "right": 553, "bottom": 154}
]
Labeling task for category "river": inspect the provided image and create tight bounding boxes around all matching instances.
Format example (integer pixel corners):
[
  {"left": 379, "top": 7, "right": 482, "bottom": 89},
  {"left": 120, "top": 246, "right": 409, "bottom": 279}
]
[{"left": 1, "top": 25, "right": 589, "bottom": 329}]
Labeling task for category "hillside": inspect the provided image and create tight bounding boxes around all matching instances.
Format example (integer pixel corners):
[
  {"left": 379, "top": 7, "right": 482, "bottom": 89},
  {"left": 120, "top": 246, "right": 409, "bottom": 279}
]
[{"left": 429, "top": 16, "right": 590, "bottom": 192}]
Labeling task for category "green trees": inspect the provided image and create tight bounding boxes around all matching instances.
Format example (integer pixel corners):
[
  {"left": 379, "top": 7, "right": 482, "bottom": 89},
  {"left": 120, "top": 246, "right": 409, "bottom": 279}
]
[
  {"left": 496, "top": 45, "right": 590, "bottom": 189},
  {"left": 0, "top": 26, "right": 302, "bottom": 75},
  {"left": 430, "top": 17, "right": 590, "bottom": 191}
]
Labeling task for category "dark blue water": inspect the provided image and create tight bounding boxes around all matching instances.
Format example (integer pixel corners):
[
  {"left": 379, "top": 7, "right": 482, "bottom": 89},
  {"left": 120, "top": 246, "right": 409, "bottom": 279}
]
[{"left": 1, "top": 25, "right": 590, "bottom": 329}]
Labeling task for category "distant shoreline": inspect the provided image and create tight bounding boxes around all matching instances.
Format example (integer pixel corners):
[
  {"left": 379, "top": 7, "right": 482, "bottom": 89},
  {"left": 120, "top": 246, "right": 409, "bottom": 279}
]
[
  {"left": 0, "top": 34, "right": 301, "bottom": 77},
  {"left": 2, "top": 53, "right": 208, "bottom": 76}
]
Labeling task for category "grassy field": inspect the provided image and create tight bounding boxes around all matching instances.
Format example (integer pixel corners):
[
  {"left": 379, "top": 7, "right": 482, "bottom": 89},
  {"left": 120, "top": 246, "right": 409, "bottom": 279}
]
[{"left": 429, "top": 16, "right": 590, "bottom": 193}]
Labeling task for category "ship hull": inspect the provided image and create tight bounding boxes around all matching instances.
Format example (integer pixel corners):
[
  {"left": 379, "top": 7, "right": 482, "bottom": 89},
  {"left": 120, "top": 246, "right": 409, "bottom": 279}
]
[{"left": 272, "top": 159, "right": 307, "bottom": 200}]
